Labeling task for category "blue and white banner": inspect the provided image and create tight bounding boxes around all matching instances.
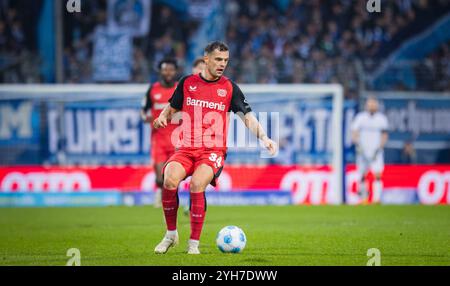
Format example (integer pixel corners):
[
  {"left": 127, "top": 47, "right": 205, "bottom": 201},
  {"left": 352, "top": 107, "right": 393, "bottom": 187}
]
[
  {"left": 3, "top": 87, "right": 449, "bottom": 166},
  {"left": 0, "top": 192, "right": 122, "bottom": 207},
  {"left": 0, "top": 100, "right": 40, "bottom": 146},
  {"left": 226, "top": 95, "right": 357, "bottom": 164},
  {"left": 123, "top": 191, "right": 292, "bottom": 206},
  {"left": 107, "top": 0, "right": 151, "bottom": 37},
  {"left": 44, "top": 93, "right": 356, "bottom": 165},
  {"left": 375, "top": 93, "right": 450, "bottom": 163},
  {"left": 0, "top": 100, "right": 42, "bottom": 164},
  {"left": 47, "top": 99, "right": 150, "bottom": 164}
]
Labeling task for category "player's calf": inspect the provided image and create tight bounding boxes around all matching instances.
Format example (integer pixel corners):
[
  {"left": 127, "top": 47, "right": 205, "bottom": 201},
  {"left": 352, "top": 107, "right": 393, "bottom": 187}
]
[
  {"left": 162, "top": 187, "right": 179, "bottom": 230},
  {"left": 372, "top": 173, "right": 384, "bottom": 204},
  {"left": 189, "top": 191, "right": 206, "bottom": 248},
  {"left": 186, "top": 164, "right": 214, "bottom": 254},
  {"left": 187, "top": 181, "right": 208, "bottom": 254}
]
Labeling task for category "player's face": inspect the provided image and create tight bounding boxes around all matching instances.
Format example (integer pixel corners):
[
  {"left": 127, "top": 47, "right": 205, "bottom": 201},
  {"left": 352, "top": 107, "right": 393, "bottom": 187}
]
[
  {"left": 205, "top": 50, "right": 229, "bottom": 78},
  {"left": 192, "top": 62, "right": 206, "bottom": 75},
  {"left": 160, "top": 63, "right": 177, "bottom": 84},
  {"left": 366, "top": 98, "right": 379, "bottom": 114}
]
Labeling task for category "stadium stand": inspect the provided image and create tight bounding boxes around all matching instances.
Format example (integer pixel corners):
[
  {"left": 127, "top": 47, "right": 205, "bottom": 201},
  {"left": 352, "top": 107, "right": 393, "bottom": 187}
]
[{"left": 0, "top": 0, "right": 449, "bottom": 96}]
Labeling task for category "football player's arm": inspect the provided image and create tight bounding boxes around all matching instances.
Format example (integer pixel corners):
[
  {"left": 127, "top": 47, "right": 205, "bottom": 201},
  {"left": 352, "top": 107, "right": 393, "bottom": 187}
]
[
  {"left": 243, "top": 113, "right": 277, "bottom": 156},
  {"left": 351, "top": 130, "right": 359, "bottom": 145},
  {"left": 370, "top": 130, "right": 388, "bottom": 161},
  {"left": 380, "top": 131, "right": 388, "bottom": 148},
  {"left": 153, "top": 105, "right": 179, "bottom": 129},
  {"left": 374, "top": 117, "right": 389, "bottom": 159},
  {"left": 350, "top": 116, "right": 359, "bottom": 145},
  {"left": 153, "top": 77, "right": 185, "bottom": 129},
  {"left": 380, "top": 117, "right": 389, "bottom": 149},
  {"left": 141, "top": 85, "right": 153, "bottom": 122},
  {"left": 231, "top": 82, "right": 278, "bottom": 156},
  {"left": 350, "top": 115, "right": 362, "bottom": 154},
  {"left": 140, "top": 110, "right": 152, "bottom": 122}
]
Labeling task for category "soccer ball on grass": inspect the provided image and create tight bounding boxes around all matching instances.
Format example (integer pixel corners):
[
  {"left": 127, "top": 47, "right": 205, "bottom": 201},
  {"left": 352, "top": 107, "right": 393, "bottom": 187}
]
[{"left": 216, "top": 226, "right": 246, "bottom": 253}]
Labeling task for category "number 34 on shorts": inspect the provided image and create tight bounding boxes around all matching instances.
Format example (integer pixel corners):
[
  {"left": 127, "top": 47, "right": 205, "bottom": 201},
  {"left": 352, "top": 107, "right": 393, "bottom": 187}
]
[{"left": 208, "top": 153, "right": 223, "bottom": 169}]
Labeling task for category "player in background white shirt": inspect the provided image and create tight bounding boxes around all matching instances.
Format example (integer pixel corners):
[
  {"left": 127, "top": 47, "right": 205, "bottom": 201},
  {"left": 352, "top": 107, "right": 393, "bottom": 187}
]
[{"left": 351, "top": 97, "right": 389, "bottom": 204}]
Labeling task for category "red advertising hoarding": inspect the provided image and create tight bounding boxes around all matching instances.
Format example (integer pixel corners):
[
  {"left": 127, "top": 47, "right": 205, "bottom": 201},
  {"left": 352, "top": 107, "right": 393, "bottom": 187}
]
[{"left": 0, "top": 165, "right": 449, "bottom": 205}]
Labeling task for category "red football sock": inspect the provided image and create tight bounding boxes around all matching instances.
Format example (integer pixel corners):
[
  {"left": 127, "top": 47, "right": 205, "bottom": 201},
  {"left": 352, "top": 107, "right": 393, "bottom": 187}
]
[
  {"left": 162, "top": 188, "right": 179, "bottom": 231},
  {"left": 190, "top": 192, "right": 207, "bottom": 240}
]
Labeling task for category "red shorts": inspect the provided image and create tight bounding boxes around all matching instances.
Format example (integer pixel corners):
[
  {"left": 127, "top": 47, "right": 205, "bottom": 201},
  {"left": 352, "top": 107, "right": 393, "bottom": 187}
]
[
  {"left": 151, "top": 140, "right": 175, "bottom": 165},
  {"left": 163, "top": 148, "right": 226, "bottom": 186},
  {"left": 151, "top": 144, "right": 174, "bottom": 165},
  {"left": 151, "top": 127, "right": 178, "bottom": 165}
]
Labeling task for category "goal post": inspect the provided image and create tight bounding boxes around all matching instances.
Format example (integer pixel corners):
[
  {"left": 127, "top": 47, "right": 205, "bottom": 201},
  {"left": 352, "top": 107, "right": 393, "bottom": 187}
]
[{"left": 240, "top": 84, "right": 344, "bottom": 204}]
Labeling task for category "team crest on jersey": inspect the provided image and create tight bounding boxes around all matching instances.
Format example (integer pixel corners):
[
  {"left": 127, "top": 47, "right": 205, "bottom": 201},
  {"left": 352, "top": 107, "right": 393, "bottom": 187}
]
[
  {"left": 154, "top": 93, "right": 162, "bottom": 100},
  {"left": 189, "top": 85, "right": 197, "bottom": 92},
  {"left": 217, "top": 89, "right": 227, "bottom": 97}
]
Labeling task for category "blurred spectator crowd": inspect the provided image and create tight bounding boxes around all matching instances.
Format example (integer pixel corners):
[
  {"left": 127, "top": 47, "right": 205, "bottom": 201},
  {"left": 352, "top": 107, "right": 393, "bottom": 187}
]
[
  {"left": 62, "top": 0, "right": 198, "bottom": 83},
  {"left": 223, "top": 0, "right": 449, "bottom": 98},
  {"left": 0, "top": 0, "right": 42, "bottom": 82},
  {"left": 415, "top": 43, "right": 450, "bottom": 91},
  {"left": 0, "top": 0, "right": 449, "bottom": 97}
]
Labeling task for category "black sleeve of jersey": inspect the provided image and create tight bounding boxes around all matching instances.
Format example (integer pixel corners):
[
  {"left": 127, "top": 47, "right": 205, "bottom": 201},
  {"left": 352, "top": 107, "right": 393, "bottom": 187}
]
[
  {"left": 141, "top": 85, "right": 153, "bottom": 112},
  {"left": 230, "top": 81, "right": 252, "bottom": 114},
  {"left": 169, "top": 76, "right": 187, "bottom": 110}
]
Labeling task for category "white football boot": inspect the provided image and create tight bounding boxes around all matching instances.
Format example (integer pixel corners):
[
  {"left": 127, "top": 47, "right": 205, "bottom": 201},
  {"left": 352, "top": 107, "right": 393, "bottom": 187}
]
[
  {"left": 154, "top": 231, "right": 179, "bottom": 254},
  {"left": 187, "top": 239, "right": 200, "bottom": 255}
]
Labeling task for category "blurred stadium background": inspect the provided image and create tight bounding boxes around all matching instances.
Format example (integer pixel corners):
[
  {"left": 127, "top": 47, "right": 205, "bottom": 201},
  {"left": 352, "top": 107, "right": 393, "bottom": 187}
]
[{"left": 0, "top": 0, "right": 449, "bottom": 207}]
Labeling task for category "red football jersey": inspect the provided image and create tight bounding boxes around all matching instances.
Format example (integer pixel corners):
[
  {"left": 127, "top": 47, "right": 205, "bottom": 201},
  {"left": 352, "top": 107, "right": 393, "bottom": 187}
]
[
  {"left": 169, "top": 74, "right": 252, "bottom": 152},
  {"left": 141, "top": 81, "right": 178, "bottom": 142}
]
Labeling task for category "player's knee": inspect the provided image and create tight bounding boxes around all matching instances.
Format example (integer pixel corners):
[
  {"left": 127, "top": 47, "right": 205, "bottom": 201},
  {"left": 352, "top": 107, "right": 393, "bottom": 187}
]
[
  {"left": 190, "top": 179, "right": 206, "bottom": 193},
  {"left": 163, "top": 175, "right": 180, "bottom": 190}
]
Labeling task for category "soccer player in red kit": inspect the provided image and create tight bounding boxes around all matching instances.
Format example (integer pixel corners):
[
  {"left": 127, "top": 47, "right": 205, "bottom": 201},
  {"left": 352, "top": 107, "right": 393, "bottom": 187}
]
[
  {"left": 141, "top": 58, "right": 179, "bottom": 208},
  {"left": 153, "top": 42, "right": 277, "bottom": 254}
]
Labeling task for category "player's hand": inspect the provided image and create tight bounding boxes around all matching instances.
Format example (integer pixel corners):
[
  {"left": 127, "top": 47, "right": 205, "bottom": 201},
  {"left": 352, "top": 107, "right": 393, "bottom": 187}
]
[
  {"left": 262, "top": 137, "right": 278, "bottom": 156},
  {"left": 355, "top": 144, "right": 362, "bottom": 155},
  {"left": 153, "top": 116, "right": 167, "bottom": 129},
  {"left": 142, "top": 114, "right": 152, "bottom": 123},
  {"left": 372, "top": 148, "right": 381, "bottom": 161}
]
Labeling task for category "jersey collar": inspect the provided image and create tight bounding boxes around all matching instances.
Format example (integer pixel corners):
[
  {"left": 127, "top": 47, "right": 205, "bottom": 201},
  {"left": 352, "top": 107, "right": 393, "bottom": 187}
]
[
  {"left": 160, "top": 80, "right": 176, "bottom": 88},
  {"left": 199, "top": 72, "right": 221, "bottom": 83}
]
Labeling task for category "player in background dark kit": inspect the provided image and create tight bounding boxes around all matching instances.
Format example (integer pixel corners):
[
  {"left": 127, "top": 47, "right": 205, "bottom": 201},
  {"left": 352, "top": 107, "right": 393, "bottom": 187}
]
[
  {"left": 141, "top": 59, "right": 179, "bottom": 208},
  {"left": 153, "top": 41, "right": 278, "bottom": 254}
]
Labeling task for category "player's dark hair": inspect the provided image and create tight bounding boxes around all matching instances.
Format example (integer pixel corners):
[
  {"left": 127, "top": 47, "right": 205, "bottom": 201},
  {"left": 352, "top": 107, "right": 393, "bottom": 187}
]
[
  {"left": 193, "top": 57, "right": 205, "bottom": 67},
  {"left": 204, "top": 41, "right": 229, "bottom": 55},
  {"left": 158, "top": 58, "right": 178, "bottom": 70}
]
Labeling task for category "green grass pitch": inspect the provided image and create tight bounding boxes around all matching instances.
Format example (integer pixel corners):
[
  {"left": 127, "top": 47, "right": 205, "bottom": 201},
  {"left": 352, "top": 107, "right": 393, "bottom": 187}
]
[{"left": 0, "top": 205, "right": 449, "bottom": 266}]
